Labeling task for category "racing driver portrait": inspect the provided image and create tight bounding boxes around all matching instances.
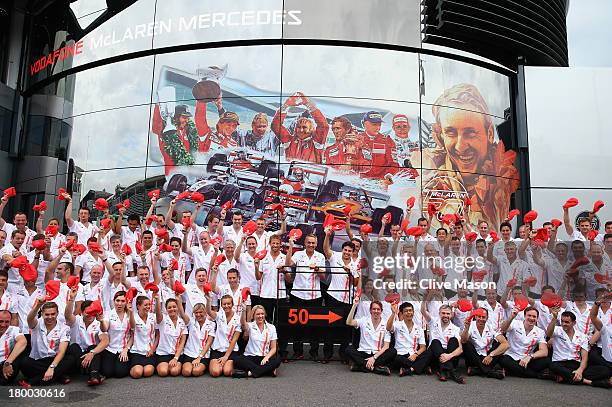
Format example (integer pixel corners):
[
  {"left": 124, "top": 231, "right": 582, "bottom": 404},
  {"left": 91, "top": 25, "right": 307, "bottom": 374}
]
[{"left": 414, "top": 83, "right": 520, "bottom": 231}]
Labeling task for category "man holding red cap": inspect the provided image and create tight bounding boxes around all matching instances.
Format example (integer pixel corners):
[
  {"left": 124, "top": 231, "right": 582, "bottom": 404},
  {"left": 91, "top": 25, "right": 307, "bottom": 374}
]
[
  {"left": 324, "top": 116, "right": 368, "bottom": 173},
  {"left": 390, "top": 114, "right": 418, "bottom": 168},
  {"left": 0, "top": 230, "right": 27, "bottom": 292},
  {"left": 63, "top": 193, "right": 99, "bottom": 246},
  {"left": 460, "top": 308, "right": 508, "bottom": 379},
  {"left": 0, "top": 194, "right": 36, "bottom": 252},
  {"left": 358, "top": 111, "right": 399, "bottom": 181},
  {"left": 271, "top": 92, "right": 329, "bottom": 164}
]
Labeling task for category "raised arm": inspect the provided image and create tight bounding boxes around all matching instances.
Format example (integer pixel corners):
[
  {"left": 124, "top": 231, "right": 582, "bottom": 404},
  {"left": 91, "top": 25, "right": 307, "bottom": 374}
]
[
  {"left": 386, "top": 302, "right": 398, "bottom": 332},
  {"left": 323, "top": 227, "right": 333, "bottom": 260},
  {"left": 486, "top": 242, "right": 498, "bottom": 266},
  {"left": 563, "top": 207, "right": 574, "bottom": 236},
  {"left": 166, "top": 199, "right": 177, "bottom": 230},
  {"left": 64, "top": 194, "right": 74, "bottom": 228},
  {"left": 0, "top": 195, "right": 9, "bottom": 228},
  {"left": 234, "top": 235, "right": 245, "bottom": 262},
  {"left": 204, "top": 293, "right": 217, "bottom": 320},
  {"left": 546, "top": 308, "right": 560, "bottom": 338},
  {"left": 27, "top": 297, "right": 44, "bottom": 329},
  {"left": 500, "top": 306, "right": 518, "bottom": 334},
  {"left": 64, "top": 286, "right": 78, "bottom": 326},
  {"left": 346, "top": 299, "right": 360, "bottom": 328}
]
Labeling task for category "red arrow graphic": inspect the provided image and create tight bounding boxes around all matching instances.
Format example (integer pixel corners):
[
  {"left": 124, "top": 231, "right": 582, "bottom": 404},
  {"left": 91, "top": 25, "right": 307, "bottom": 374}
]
[{"left": 308, "top": 311, "right": 342, "bottom": 324}]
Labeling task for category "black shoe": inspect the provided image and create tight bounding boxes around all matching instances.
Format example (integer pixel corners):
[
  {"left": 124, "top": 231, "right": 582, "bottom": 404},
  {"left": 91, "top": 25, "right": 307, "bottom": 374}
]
[
  {"left": 537, "top": 369, "right": 555, "bottom": 381},
  {"left": 486, "top": 369, "right": 505, "bottom": 380},
  {"left": 232, "top": 369, "right": 248, "bottom": 378},
  {"left": 373, "top": 366, "right": 391, "bottom": 376},
  {"left": 592, "top": 379, "right": 611, "bottom": 389},
  {"left": 448, "top": 370, "right": 466, "bottom": 384},
  {"left": 350, "top": 364, "right": 364, "bottom": 372}
]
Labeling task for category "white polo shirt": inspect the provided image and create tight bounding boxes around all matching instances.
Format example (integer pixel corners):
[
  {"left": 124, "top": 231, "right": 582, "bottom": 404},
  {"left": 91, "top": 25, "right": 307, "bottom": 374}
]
[
  {"left": 0, "top": 326, "right": 24, "bottom": 362},
  {"left": 327, "top": 252, "right": 358, "bottom": 304},
  {"left": 69, "top": 221, "right": 99, "bottom": 245},
  {"left": 550, "top": 326, "right": 588, "bottom": 362},
  {"left": 258, "top": 252, "right": 287, "bottom": 299},
  {"left": 356, "top": 317, "right": 390, "bottom": 354},
  {"left": 477, "top": 300, "right": 505, "bottom": 332},
  {"left": 466, "top": 321, "right": 500, "bottom": 356},
  {"left": 100, "top": 278, "right": 127, "bottom": 312},
  {"left": 104, "top": 309, "right": 130, "bottom": 354},
  {"left": 495, "top": 257, "right": 529, "bottom": 296},
  {"left": 562, "top": 302, "right": 594, "bottom": 337},
  {"left": 252, "top": 230, "right": 272, "bottom": 252},
  {"left": 160, "top": 252, "right": 191, "bottom": 284},
  {"left": 211, "top": 311, "right": 241, "bottom": 352},
  {"left": 0, "top": 244, "right": 24, "bottom": 292},
  {"left": 130, "top": 312, "right": 157, "bottom": 355},
  {"left": 216, "top": 258, "right": 237, "bottom": 288},
  {"left": 120, "top": 226, "right": 141, "bottom": 253},
  {"left": 75, "top": 281, "right": 103, "bottom": 303},
  {"left": 188, "top": 245, "right": 215, "bottom": 284},
  {"left": 214, "top": 284, "right": 250, "bottom": 312},
  {"left": 1, "top": 224, "right": 36, "bottom": 252},
  {"left": 392, "top": 320, "right": 425, "bottom": 356},
  {"left": 156, "top": 315, "right": 186, "bottom": 356},
  {"left": 598, "top": 324, "right": 612, "bottom": 363},
  {"left": 69, "top": 316, "right": 104, "bottom": 351},
  {"left": 15, "top": 287, "right": 42, "bottom": 333},
  {"left": 49, "top": 282, "right": 71, "bottom": 323},
  {"left": 29, "top": 318, "right": 70, "bottom": 360},
  {"left": 428, "top": 319, "right": 461, "bottom": 348},
  {"left": 75, "top": 252, "right": 103, "bottom": 284},
  {"left": 222, "top": 226, "right": 243, "bottom": 246},
  {"left": 504, "top": 320, "right": 546, "bottom": 361},
  {"left": 238, "top": 252, "right": 258, "bottom": 296},
  {"left": 181, "top": 283, "right": 207, "bottom": 316},
  {"left": 290, "top": 250, "right": 326, "bottom": 300},
  {"left": 183, "top": 318, "right": 215, "bottom": 358},
  {"left": 244, "top": 321, "right": 278, "bottom": 357},
  {"left": 0, "top": 290, "right": 17, "bottom": 313},
  {"left": 26, "top": 250, "right": 48, "bottom": 290}
]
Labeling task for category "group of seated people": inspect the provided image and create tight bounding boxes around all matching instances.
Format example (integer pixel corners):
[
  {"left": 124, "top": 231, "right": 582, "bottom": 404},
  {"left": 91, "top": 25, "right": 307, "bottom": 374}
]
[{"left": 0, "top": 188, "right": 610, "bottom": 389}]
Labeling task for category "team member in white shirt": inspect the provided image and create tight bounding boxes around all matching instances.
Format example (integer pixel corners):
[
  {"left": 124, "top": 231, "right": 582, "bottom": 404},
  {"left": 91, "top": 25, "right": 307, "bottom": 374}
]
[
  {"left": 547, "top": 308, "right": 610, "bottom": 387},
  {"left": 0, "top": 230, "right": 26, "bottom": 292},
  {"left": 235, "top": 235, "right": 259, "bottom": 304},
  {"left": 64, "top": 289, "right": 109, "bottom": 385},
  {"left": 0, "top": 310, "right": 27, "bottom": 385},
  {"left": 421, "top": 294, "right": 465, "bottom": 383},
  {"left": 386, "top": 302, "right": 429, "bottom": 376},
  {"left": 471, "top": 288, "right": 505, "bottom": 333},
  {"left": 160, "top": 237, "right": 190, "bottom": 284},
  {"left": 114, "top": 209, "right": 142, "bottom": 254},
  {"left": 182, "top": 230, "right": 216, "bottom": 284},
  {"left": 127, "top": 295, "right": 159, "bottom": 379},
  {"left": 107, "top": 235, "right": 136, "bottom": 276},
  {"left": 322, "top": 227, "right": 359, "bottom": 363},
  {"left": 252, "top": 217, "right": 286, "bottom": 252},
  {"left": 21, "top": 301, "right": 76, "bottom": 386},
  {"left": 590, "top": 298, "right": 612, "bottom": 380},
  {"left": 499, "top": 306, "right": 550, "bottom": 378},
  {"left": 204, "top": 292, "right": 242, "bottom": 377},
  {"left": 345, "top": 297, "right": 394, "bottom": 375},
  {"left": 63, "top": 193, "right": 99, "bottom": 245},
  {"left": 14, "top": 267, "right": 42, "bottom": 341},
  {"left": 487, "top": 240, "right": 530, "bottom": 296},
  {"left": 0, "top": 270, "right": 18, "bottom": 325},
  {"left": 0, "top": 194, "right": 36, "bottom": 251},
  {"left": 218, "top": 210, "right": 244, "bottom": 246},
  {"left": 285, "top": 233, "right": 326, "bottom": 360},
  {"left": 216, "top": 239, "right": 237, "bottom": 288},
  {"left": 100, "top": 291, "right": 131, "bottom": 378},
  {"left": 233, "top": 305, "right": 282, "bottom": 378},
  {"left": 178, "top": 303, "right": 214, "bottom": 377},
  {"left": 75, "top": 265, "right": 105, "bottom": 311},
  {"left": 210, "top": 267, "right": 251, "bottom": 316},
  {"left": 563, "top": 207, "right": 595, "bottom": 245},
  {"left": 460, "top": 308, "right": 508, "bottom": 379},
  {"left": 75, "top": 238, "right": 104, "bottom": 285},
  {"left": 154, "top": 294, "right": 187, "bottom": 377}
]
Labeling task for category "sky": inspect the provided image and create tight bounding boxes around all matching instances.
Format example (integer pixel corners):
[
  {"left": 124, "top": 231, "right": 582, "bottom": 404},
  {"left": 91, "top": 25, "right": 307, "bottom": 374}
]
[{"left": 567, "top": 0, "right": 612, "bottom": 67}]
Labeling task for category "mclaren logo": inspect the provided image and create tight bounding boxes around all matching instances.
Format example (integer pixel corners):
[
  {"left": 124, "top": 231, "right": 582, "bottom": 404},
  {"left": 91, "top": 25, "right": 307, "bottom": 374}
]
[{"left": 422, "top": 176, "right": 468, "bottom": 222}]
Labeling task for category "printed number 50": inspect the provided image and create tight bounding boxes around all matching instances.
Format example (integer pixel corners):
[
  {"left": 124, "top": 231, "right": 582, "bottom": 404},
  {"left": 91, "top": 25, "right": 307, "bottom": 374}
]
[{"left": 288, "top": 308, "right": 309, "bottom": 325}]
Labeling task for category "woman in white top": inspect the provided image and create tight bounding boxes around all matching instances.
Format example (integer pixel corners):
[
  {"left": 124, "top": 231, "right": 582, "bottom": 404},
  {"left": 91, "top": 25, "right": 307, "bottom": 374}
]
[
  {"left": 205, "top": 293, "right": 241, "bottom": 377},
  {"left": 154, "top": 294, "right": 187, "bottom": 377},
  {"left": 179, "top": 302, "right": 215, "bottom": 377},
  {"left": 127, "top": 295, "right": 159, "bottom": 379},
  {"left": 233, "top": 305, "right": 281, "bottom": 378},
  {"left": 100, "top": 290, "right": 132, "bottom": 378}
]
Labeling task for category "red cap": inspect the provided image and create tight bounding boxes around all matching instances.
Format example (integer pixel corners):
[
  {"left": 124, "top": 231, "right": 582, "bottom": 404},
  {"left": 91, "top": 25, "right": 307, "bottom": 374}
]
[
  {"left": 551, "top": 218, "right": 562, "bottom": 228},
  {"left": 32, "top": 239, "right": 46, "bottom": 250},
  {"left": 45, "top": 280, "right": 61, "bottom": 301},
  {"left": 176, "top": 191, "right": 191, "bottom": 201},
  {"left": 203, "top": 282, "right": 213, "bottom": 294},
  {"left": 74, "top": 244, "right": 87, "bottom": 255},
  {"left": 441, "top": 213, "right": 455, "bottom": 225},
  {"left": 489, "top": 231, "right": 499, "bottom": 243},
  {"left": 181, "top": 216, "right": 191, "bottom": 229},
  {"left": 381, "top": 212, "right": 392, "bottom": 224},
  {"left": 506, "top": 278, "right": 517, "bottom": 288},
  {"left": 189, "top": 192, "right": 204, "bottom": 203},
  {"left": 330, "top": 220, "right": 346, "bottom": 231},
  {"left": 144, "top": 282, "right": 159, "bottom": 293},
  {"left": 88, "top": 241, "right": 102, "bottom": 253},
  {"left": 173, "top": 280, "right": 186, "bottom": 295},
  {"left": 213, "top": 254, "right": 226, "bottom": 267},
  {"left": 288, "top": 228, "right": 303, "bottom": 241},
  {"left": 242, "top": 220, "right": 257, "bottom": 236},
  {"left": 571, "top": 256, "right": 590, "bottom": 268},
  {"left": 33, "top": 201, "right": 47, "bottom": 212},
  {"left": 406, "top": 196, "right": 416, "bottom": 209},
  {"left": 323, "top": 213, "right": 336, "bottom": 228},
  {"left": 405, "top": 226, "right": 423, "bottom": 237},
  {"left": 241, "top": 287, "right": 251, "bottom": 302},
  {"left": 507, "top": 209, "right": 520, "bottom": 220},
  {"left": 3, "top": 187, "right": 16, "bottom": 198},
  {"left": 121, "top": 243, "right": 132, "bottom": 256},
  {"left": 159, "top": 243, "right": 172, "bottom": 253},
  {"left": 155, "top": 228, "right": 169, "bottom": 241},
  {"left": 45, "top": 225, "right": 59, "bottom": 237},
  {"left": 563, "top": 197, "right": 579, "bottom": 209},
  {"left": 472, "top": 271, "right": 487, "bottom": 282},
  {"left": 62, "top": 239, "right": 74, "bottom": 249},
  {"left": 221, "top": 200, "right": 233, "bottom": 211},
  {"left": 534, "top": 228, "right": 549, "bottom": 242},
  {"left": 100, "top": 218, "right": 112, "bottom": 230},
  {"left": 170, "top": 258, "right": 179, "bottom": 271},
  {"left": 253, "top": 249, "right": 267, "bottom": 261},
  {"left": 148, "top": 189, "right": 160, "bottom": 200},
  {"left": 457, "top": 298, "right": 473, "bottom": 312},
  {"left": 135, "top": 241, "right": 143, "bottom": 255},
  {"left": 94, "top": 198, "right": 109, "bottom": 211},
  {"left": 524, "top": 276, "right": 538, "bottom": 287},
  {"left": 514, "top": 295, "right": 529, "bottom": 311},
  {"left": 594, "top": 274, "right": 610, "bottom": 285},
  {"left": 463, "top": 197, "right": 472, "bottom": 207},
  {"left": 427, "top": 202, "right": 437, "bottom": 217},
  {"left": 360, "top": 224, "right": 373, "bottom": 234},
  {"left": 431, "top": 266, "right": 446, "bottom": 276},
  {"left": 342, "top": 206, "right": 352, "bottom": 216},
  {"left": 19, "top": 264, "right": 38, "bottom": 282},
  {"left": 84, "top": 300, "right": 103, "bottom": 317},
  {"left": 67, "top": 275, "right": 80, "bottom": 289},
  {"left": 523, "top": 210, "right": 538, "bottom": 223},
  {"left": 266, "top": 203, "right": 285, "bottom": 215},
  {"left": 468, "top": 308, "right": 487, "bottom": 320},
  {"left": 592, "top": 200, "right": 605, "bottom": 214},
  {"left": 9, "top": 256, "right": 29, "bottom": 270},
  {"left": 541, "top": 292, "right": 563, "bottom": 308},
  {"left": 587, "top": 230, "right": 598, "bottom": 241},
  {"left": 384, "top": 292, "right": 400, "bottom": 304},
  {"left": 57, "top": 187, "right": 66, "bottom": 200},
  {"left": 210, "top": 235, "right": 222, "bottom": 246},
  {"left": 401, "top": 217, "right": 410, "bottom": 233},
  {"left": 145, "top": 215, "right": 156, "bottom": 226},
  {"left": 465, "top": 232, "right": 478, "bottom": 242},
  {"left": 125, "top": 287, "right": 139, "bottom": 303}
]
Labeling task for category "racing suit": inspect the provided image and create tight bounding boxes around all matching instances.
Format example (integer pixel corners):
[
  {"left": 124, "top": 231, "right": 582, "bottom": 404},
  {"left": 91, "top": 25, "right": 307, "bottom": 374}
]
[
  {"left": 359, "top": 131, "right": 400, "bottom": 179},
  {"left": 271, "top": 106, "right": 329, "bottom": 164}
]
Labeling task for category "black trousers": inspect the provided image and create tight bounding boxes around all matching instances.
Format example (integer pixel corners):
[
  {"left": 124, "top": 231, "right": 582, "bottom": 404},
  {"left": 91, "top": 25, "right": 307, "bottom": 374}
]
[
  {"left": 588, "top": 346, "right": 612, "bottom": 369},
  {"left": 463, "top": 341, "right": 501, "bottom": 374},
  {"left": 289, "top": 295, "right": 323, "bottom": 356},
  {"left": 428, "top": 338, "right": 461, "bottom": 372},
  {"left": 345, "top": 345, "right": 397, "bottom": 369},
  {"left": 392, "top": 351, "right": 431, "bottom": 374},
  {"left": 499, "top": 355, "right": 550, "bottom": 378},
  {"left": 259, "top": 297, "right": 289, "bottom": 358},
  {"left": 21, "top": 352, "right": 78, "bottom": 385},
  {"left": 323, "top": 294, "right": 351, "bottom": 360},
  {"left": 549, "top": 360, "right": 610, "bottom": 383},
  {"left": 65, "top": 343, "right": 102, "bottom": 377},
  {"left": 235, "top": 355, "right": 282, "bottom": 378},
  {"left": 100, "top": 349, "right": 130, "bottom": 378},
  {"left": 0, "top": 354, "right": 25, "bottom": 385}
]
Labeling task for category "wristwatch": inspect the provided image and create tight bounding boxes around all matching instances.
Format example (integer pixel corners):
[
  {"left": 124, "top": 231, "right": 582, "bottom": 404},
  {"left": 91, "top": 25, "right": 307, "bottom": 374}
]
[
  {"left": 89, "top": 350, "right": 96, "bottom": 354},
  {"left": 4, "top": 361, "right": 11, "bottom": 366},
  {"left": 49, "top": 363, "right": 56, "bottom": 369}
]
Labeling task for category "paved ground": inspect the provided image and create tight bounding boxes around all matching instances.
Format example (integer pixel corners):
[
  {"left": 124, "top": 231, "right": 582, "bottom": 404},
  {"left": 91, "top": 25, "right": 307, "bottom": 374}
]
[{"left": 0, "top": 361, "right": 609, "bottom": 407}]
